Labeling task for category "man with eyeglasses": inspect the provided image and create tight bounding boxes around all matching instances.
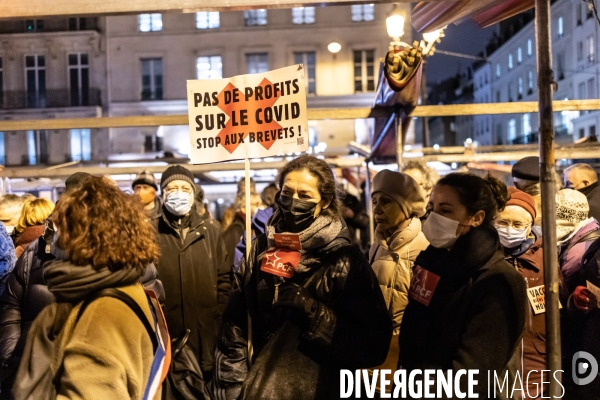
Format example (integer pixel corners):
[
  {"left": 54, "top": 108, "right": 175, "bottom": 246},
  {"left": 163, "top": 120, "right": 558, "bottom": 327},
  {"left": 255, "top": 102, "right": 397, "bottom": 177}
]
[
  {"left": 493, "top": 186, "right": 551, "bottom": 399},
  {"left": 151, "top": 164, "right": 231, "bottom": 386}
]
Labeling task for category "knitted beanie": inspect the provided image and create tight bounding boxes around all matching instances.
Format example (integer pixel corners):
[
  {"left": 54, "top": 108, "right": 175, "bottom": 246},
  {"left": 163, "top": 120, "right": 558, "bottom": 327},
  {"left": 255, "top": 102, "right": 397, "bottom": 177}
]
[
  {"left": 512, "top": 156, "right": 539, "bottom": 181},
  {"left": 160, "top": 165, "right": 195, "bottom": 193},
  {"left": 555, "top": 188, "right": 589, "bottom": 224},
  {"left": 505, "top": 186, "right": 536, "bottom": 222},
  {"left": 132, "top": 170, "right": 158, "bottom": 191},
  {"left": 372, "top": 169, "right": 426, "bottom": 218}
]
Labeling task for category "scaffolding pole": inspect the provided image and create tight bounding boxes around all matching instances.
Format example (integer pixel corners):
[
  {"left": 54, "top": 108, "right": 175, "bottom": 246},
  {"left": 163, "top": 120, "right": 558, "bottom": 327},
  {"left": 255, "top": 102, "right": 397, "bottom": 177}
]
[{"left": 536, "top": 0, "right": 561, "bottom": 394}]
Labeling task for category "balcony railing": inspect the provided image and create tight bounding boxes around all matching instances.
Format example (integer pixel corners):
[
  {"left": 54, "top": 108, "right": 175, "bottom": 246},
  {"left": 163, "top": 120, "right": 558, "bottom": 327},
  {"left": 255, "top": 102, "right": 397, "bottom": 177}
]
[{"left": 0, "top": 89, "right": 101, "bottom": 109}]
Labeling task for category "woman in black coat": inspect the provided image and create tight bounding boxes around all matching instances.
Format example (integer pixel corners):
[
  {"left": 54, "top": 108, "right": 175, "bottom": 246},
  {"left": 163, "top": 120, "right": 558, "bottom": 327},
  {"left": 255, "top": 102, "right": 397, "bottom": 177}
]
[
  {"left": 213, "top": 155, "right": 392, "bottom": 400},
  {"left": 400, "top": 173, "right": 528, "bottom": 397}
]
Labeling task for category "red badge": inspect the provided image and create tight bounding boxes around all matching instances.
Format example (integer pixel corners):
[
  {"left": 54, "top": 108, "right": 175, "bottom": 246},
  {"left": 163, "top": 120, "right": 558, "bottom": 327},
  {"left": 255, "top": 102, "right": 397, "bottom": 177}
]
[
  {"left": 260, "top": 249, "right": 301, "bottom": 278},
  {"left": 408, "top": 266, "right": 441, "bottom": 306},
  {"left": 273, "top": 234, "right": 302, "bottom": 251}
]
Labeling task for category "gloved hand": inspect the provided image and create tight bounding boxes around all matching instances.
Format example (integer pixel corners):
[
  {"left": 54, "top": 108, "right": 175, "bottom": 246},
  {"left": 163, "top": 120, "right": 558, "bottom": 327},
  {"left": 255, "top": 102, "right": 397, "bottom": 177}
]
[
  {"left": 273, "top": 283, "right": 318, "bottom": 318},
  {"left": 573, "top": 286, "right": 597, "bottom": 311}
]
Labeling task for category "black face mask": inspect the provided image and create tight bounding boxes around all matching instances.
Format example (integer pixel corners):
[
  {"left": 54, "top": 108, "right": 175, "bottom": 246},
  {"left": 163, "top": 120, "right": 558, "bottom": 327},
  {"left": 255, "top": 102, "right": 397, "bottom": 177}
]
[
  {"left": 578, "top": 182, "right": 598, "bottom": 197},
  {"left": 277, "top": 195, "right": 317, "bottom": 233}
]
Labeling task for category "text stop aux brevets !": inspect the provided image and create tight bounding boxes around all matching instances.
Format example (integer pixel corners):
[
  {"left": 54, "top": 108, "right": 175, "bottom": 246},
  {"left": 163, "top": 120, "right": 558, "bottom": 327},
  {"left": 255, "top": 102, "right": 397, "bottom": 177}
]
[{"left": 192, "top": 79, "right": 303, "bottom": 149}]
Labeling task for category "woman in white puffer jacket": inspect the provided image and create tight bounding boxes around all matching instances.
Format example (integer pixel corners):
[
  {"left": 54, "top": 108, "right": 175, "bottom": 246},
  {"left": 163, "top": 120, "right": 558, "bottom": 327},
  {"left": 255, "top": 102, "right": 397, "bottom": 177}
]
[{"left": 369, "top": 169, "right": 430, "bottom": 335}]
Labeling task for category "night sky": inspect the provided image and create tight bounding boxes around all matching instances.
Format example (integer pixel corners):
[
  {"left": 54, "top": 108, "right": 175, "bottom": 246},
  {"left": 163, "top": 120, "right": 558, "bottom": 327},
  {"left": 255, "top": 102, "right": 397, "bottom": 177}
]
[{"left": 415, "top": 19, "right": 498, "bottom": 85}]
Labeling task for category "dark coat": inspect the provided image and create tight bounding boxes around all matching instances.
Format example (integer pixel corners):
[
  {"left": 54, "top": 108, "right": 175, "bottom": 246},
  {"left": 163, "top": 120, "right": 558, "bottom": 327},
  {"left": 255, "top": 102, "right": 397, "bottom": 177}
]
[
  {"left": 581, "top": 182, "right": 600, "bottom": 222},
  {"left": 561, "top": 236, "right": 600, "bottom": 399},
  {"left": 222, "top": 213, "right": 245, "bottom": 267},
  {"left": 151, "top": 206, "right": 231, "bottom": 376},
  {"left": 213, "top": 226, "right": 392, "bottom": 400},
  {"left": 400, "top": 224, "right": 527, "bottom": 397},
  {"left": 0, "top": 235, "right": 164, "bottom": 399},
  {"left": 504, "top": 235, "right": 549, "bottom": 399}
]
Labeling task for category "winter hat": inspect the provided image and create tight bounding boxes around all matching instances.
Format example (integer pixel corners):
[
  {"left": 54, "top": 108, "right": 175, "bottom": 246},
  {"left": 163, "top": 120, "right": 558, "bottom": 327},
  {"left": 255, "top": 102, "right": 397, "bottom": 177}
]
[
  {"left": 372, "top": 169, "right": 426, "bottom": 218},
  {"left": 512, "top": 156, "right": 539, "bottom": 181},
  {"left": 132, "top": 170, "right": 158, "bottom": 191},
  {"left": 556, "top": 189, "right": 589, "bottom": 224},
  {"left": 160, "top": 165, "right": 195, "bottom": 193},
  {"left": 505, "top": 186, "right": 536, "bottom": 222},
  {"left": 65, "top": 172, "right": 91, "bottom": 192}
]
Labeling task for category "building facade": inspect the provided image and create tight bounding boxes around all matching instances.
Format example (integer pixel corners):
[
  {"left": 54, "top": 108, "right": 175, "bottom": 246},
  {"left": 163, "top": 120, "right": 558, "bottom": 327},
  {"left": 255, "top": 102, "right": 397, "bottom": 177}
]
[
  {"left": 0, "top": 4, "right": 408, "bottom": 167},
  {"left": 474, "top": 0, "right": 599, "bottom": 146}
]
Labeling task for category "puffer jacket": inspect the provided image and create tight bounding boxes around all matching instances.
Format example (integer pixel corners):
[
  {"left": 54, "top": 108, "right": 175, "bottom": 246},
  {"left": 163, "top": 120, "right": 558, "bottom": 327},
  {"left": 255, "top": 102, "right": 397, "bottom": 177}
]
[
  {"left": 558, "top": 218, "right": 600, "bottom": 295},
  {"left": 213, "top": 226, "right": 392, "bottom": 400},
  {"left": 0, "top": 235, "right": 164, "bottom": 399},
  {"left": 369, "top": 217, "right": 429, "bottom": 334}
]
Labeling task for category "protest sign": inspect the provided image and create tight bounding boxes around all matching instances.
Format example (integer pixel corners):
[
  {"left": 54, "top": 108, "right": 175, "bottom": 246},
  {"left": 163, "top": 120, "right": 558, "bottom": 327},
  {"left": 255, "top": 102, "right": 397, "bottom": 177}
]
[{"left": 187, "top": 64, "right": 309, "bottom": 164}]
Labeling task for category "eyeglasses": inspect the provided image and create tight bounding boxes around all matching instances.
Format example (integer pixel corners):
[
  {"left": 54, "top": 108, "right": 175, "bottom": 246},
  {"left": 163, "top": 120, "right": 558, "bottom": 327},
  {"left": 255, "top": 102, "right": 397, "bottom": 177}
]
[
  {"left": 494, "top": 220, "right": 530, "bottom": 230},
  {"left": 164, "top": 186, "right": 193, "bottom": 195}
]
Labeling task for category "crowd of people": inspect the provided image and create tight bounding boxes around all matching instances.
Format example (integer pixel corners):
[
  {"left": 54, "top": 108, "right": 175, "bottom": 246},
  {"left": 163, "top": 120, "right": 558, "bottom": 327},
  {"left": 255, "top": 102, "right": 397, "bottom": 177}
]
[{"left": 0, "top": 155, "right": 598, "bottom": 399}]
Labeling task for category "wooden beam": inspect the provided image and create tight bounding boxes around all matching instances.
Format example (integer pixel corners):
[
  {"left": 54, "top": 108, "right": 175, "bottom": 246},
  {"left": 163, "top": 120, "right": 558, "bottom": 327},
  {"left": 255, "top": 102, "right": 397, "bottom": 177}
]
[
  {"left": 0, "top": 100, "right": 598, "bottom": 131},
  {"left": 410, "top": 99, "right": 600, "bottom": 117},
  {"left": 0, "top": 0, "right": 418, "bottom": 19},
  {"left": 0, "top": 157, "right": 365, "bottom": 179}
]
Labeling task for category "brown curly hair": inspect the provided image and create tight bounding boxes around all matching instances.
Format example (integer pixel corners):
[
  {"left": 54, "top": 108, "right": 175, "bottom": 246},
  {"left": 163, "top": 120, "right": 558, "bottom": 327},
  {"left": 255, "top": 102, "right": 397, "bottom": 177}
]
[{"left": 52, "top": 176, "right": 159, "bottom": 271}]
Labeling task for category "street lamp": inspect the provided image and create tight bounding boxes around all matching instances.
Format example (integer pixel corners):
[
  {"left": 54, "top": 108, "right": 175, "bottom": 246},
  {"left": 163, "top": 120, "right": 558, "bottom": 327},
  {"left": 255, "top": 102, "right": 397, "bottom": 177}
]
[
  {"left": 327, "top": 42, "right": 341, "bottom": 54},
  {"left": 386, "top": 4, "right": 409, "bottom": 49},
  {"left": 420, "top": 27, "right": 446, "bottom": 56}
]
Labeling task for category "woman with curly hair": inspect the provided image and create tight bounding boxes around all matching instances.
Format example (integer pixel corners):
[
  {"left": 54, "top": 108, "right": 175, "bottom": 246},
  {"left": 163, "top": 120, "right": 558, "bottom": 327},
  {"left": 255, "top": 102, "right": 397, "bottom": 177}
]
[{"left": 14, "top": 176, "right": 163, "bottom": 400}]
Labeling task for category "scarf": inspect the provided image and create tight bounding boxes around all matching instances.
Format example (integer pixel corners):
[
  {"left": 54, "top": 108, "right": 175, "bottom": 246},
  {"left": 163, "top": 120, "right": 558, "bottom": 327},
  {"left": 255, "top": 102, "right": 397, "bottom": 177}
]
[
  {"left": 267, "top": 208, "right": 344, "bottom": 273},
  {"left": 45, "top": 260, "right": 143, "bottom": 303},
  {"left": 15, "top": 225, "right": 45, "bottom": 248}
]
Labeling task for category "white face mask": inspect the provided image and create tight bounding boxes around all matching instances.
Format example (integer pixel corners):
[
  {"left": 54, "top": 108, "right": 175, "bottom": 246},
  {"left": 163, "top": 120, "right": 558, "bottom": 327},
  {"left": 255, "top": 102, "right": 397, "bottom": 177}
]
[
  {"left": 422, "top": 212, "right": 460, "bottom": 249},
  {"left": 164, "top": 191, "right": 193, "bottom": 216},
  {"left": 495, "top": 226, "right": 529, "bottom": 249},
  {"left": 4, "top": 225, "right": 14, "bottom": 235}
]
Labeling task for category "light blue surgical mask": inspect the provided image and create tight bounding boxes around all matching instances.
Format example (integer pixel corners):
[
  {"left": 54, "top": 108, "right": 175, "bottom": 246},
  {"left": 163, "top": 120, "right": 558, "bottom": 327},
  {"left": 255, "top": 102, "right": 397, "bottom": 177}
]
[{"left": 164, "top": 191, "right": 193, "bottom": 216}]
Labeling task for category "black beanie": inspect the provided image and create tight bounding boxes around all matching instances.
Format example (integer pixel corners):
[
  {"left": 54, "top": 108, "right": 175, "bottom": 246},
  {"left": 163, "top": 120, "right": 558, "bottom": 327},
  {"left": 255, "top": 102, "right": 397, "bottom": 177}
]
[
  {"left": 512, "top": 156, "right": 540, "bottom": 181},
  {"left": 132, "top": 170, "right": 158, "bottom": 191},
  {"left": 160, "top": 165, "right": 195, "bottom": 193}
]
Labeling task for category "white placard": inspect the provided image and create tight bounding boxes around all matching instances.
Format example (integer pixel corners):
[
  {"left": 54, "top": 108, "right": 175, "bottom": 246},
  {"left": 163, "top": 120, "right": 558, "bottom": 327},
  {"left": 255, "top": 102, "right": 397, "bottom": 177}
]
[{"left": 187, "top": 64, "right": 309, "bottom": 164}]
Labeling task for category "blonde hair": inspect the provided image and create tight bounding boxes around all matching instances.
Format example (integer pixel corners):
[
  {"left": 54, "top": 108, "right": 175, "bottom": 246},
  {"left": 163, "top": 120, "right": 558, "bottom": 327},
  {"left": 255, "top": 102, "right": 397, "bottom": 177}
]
[{"left": 16, "top": 198, "right": 54, "bottom": 232}]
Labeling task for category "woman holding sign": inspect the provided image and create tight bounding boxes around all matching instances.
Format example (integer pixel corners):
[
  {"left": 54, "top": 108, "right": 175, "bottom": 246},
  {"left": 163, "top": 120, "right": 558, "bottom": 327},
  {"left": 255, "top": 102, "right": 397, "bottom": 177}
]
[
  {"left": 213, "top": 155, "right": 392, "bottom": 400},
  {"left": 399, "top": 173, "right": 527, "bottom": 397}
]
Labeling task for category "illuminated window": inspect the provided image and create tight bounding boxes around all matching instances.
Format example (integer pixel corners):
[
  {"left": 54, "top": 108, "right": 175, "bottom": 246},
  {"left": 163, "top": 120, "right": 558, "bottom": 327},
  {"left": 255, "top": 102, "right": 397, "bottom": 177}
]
[
  {"left": 196, "top": 56, "right": 222, "bottom": 80},
  {"left": 294, "top": 52, "right": 316, "bottom": 94},
  {"left": 351, "top": 4, "right": 374, "bottom": 22},
  {"left": 354, "top": 50, "right": 375, "bottom": 92},
  {"left": 246, "top": 53, "right": 268, "bottom": 74},
  {"left": 292, "top": 7, "right": 315, "bottom": 24},
  {"left": 245, "top": 10, "right": 267, "bottom": 26},
  {"left": 196, "top": 12, "right": 220, "bottom": 29},
  {"left": 138, "top": 14, "right": 162, "bottom": 32}
]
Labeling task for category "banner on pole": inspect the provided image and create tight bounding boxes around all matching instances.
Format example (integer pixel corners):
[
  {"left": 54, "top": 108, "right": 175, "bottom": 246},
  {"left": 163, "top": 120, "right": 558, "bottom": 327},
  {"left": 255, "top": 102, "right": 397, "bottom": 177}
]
[{"left": 187, "top": 65, "right": 309, "bottom": 164}]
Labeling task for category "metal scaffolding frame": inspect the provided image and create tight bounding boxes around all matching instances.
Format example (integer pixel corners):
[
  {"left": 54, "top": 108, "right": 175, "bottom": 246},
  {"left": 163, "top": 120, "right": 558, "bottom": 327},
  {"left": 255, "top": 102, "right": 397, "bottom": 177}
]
[{"left": 0, "top": 0, "right": 593, "bottom": 390}]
